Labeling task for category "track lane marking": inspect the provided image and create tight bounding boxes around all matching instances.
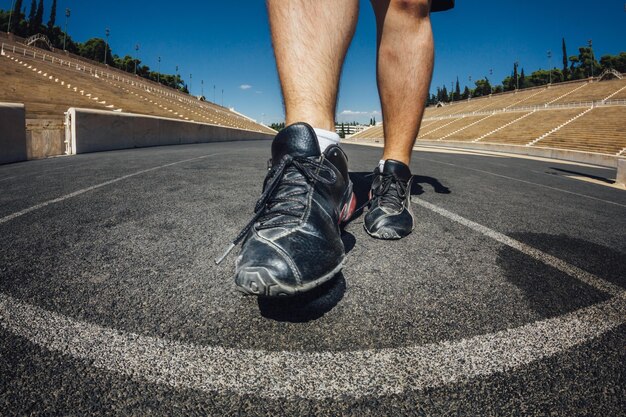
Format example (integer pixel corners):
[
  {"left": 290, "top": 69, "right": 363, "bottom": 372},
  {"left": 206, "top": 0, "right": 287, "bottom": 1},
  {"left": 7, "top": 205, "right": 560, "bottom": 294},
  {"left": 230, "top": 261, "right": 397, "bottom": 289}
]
[
  {"left": 413, "top": 156, "right": 626, "bottom": 208},
  {"left": 411, "top": 197, "right": 623, "bottom": 296},
  {"left": 0, "top": 152, "right": 228, "bottom": 225},
  {"left": 0, "top": 198, "right": 623, "bottom": 399}
]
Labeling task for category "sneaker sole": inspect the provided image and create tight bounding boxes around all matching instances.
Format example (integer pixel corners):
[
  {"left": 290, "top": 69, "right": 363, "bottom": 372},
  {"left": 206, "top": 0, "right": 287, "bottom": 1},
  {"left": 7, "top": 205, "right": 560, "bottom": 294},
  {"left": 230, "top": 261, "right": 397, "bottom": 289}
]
[
  {"left": 235, "top": 261, "right": 345, "bottom": 297},
  {"left": 364, "top": 225, "right": 403, "bottom": 240}
]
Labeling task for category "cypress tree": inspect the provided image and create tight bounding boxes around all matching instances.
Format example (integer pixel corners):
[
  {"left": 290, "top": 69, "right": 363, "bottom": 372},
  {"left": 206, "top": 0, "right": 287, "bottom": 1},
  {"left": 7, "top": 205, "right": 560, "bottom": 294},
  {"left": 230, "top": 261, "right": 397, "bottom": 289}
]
[
  {"left": 462, "top": 86, "right": 470, "bottom": 100},
  {"left": 35, "top": 0, "right": 44, "bottom": 29},
  {"left": 11, "top": 0, "right": 24, "bottom": 31},
  {"left": 12, "top": 0, "right": 23, "bottom": 16},
  {"left": 562, "top": 38, "right": 569, "bottom": 80},
  {"left": 28, "top": 0, "right": 37, "bottom": 24},
  {"left": 48, "top": 0, "right": 57, "bottom": 28},
  {"left": 455, "top": 77, "right": 461, "bottom": 100}
]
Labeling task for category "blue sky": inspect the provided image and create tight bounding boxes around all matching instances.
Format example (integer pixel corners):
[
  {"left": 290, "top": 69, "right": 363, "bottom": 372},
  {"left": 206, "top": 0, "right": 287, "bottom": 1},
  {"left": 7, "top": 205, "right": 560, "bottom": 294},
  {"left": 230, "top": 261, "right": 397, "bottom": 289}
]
[{"left": 3, "top": 0, "right": 625, "bottom": 124}]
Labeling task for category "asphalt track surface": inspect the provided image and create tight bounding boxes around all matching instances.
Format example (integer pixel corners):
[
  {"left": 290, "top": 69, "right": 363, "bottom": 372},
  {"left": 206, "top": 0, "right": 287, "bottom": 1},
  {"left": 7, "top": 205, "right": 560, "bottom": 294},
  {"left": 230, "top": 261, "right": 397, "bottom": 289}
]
[{"left": 0, "top": 140, "right": 624, "bottom": 416}]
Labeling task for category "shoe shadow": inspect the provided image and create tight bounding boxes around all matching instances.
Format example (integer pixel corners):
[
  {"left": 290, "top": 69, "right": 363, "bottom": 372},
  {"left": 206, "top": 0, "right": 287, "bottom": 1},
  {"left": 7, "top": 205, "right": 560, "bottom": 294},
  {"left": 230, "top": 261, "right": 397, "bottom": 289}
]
[
  {"left": 257, "top": 273, "right": 346, "bottom": 323},
  {"left": 347, "top": 172, "right": 451, "bottom": 222},
  {"left": 342, "top": 230, "right": 356, "bottom": 254}
]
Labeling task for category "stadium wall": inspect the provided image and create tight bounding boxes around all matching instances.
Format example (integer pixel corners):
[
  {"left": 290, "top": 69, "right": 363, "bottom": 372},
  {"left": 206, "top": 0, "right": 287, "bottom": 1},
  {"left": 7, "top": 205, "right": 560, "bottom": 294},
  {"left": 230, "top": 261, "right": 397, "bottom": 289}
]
[
  {"left": 27, "top": 119, "right": 66, "bottom": 160},
  {"left": 617, "top": 159, "right": 626, "bottom": 187},
  {"left": 0, "top": 102, "right": 27, "bottom": 164},
  {"left": 66, "top": 108, "right": 274, "bottom": 155}
]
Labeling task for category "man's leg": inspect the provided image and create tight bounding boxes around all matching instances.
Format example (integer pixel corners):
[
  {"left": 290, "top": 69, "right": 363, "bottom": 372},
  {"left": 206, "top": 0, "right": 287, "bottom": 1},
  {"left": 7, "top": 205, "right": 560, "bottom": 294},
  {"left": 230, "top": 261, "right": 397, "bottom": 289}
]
[
  {"left": 267, "top": 0, "right": 359, "bottom": 132},
  {"left": 224, "top": 1, "right": 359, "bottom": 296},
  {"left": 364, "top": 0, "right": 434, "bottom": 240},
  {"left": 372, "top": 0, "right": 434, "bottom": 165}
]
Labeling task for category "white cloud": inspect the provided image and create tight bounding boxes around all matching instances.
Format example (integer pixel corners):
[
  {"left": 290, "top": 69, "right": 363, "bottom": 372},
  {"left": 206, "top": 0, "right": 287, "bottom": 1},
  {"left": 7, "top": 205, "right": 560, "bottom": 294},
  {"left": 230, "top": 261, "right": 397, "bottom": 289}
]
[
  {"left": 339, "top": 110, "right": 368, "bottom": 116},
  {"left": 239, "top": 84, "right": 252, "bottom": 90},
  {"left": 255, "top": 90, "right": 263, "bottom": 94},
  {"left": 337, "top": 109, "right": 382, "bottom": 124},
  {"left": 339, "top": 110, "right": 381, "bottom": 116}
]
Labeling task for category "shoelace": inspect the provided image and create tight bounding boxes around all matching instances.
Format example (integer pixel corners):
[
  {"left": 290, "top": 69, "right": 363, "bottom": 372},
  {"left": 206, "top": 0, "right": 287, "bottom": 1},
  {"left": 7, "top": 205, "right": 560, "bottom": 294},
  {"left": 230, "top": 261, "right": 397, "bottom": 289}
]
[
  {"left": 215, "top": 154, "right": 336, "bottom": 264},
  {"left": 371, "top": 173, "right": 408, "bottom": 212}
]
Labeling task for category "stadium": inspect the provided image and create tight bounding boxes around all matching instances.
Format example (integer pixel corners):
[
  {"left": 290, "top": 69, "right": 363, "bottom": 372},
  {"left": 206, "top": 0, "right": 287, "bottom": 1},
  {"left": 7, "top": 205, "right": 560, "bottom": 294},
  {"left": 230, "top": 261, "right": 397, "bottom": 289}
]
[{"left": 0, "top": 0, "right": 624, "bottom": 415}]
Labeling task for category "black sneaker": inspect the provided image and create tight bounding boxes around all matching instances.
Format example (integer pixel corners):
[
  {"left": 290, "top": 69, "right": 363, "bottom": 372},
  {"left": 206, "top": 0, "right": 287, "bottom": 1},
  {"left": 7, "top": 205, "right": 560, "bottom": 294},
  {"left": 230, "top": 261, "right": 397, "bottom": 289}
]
[
  {"left": 216, "top": 122, "right": 356, "bottom": 297},
  {"left": 364, "top": 160, "right": 414, "bottom": 240}
]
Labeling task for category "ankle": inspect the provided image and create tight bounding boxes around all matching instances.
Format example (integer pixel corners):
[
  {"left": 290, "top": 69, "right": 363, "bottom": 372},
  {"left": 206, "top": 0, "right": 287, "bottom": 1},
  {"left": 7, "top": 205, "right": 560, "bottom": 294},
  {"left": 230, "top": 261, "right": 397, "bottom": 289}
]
[{"left": 381, "top": 153, "right": 411, "bottom": 166}]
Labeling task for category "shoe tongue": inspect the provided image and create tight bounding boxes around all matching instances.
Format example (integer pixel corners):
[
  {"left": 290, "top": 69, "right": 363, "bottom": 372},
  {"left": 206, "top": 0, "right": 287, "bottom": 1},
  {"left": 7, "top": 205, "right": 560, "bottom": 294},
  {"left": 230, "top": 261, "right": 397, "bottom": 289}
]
[
  {"left": 383, "top": 160, "right": 412, "bottom": 181},
  {"left": 271, "top": 123, "right": 321, "bottom": 163}
]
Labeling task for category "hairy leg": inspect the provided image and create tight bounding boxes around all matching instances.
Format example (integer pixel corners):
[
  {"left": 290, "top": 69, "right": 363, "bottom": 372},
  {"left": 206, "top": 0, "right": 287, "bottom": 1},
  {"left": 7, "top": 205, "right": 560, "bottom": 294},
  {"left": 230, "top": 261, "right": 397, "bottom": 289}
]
[
  {"left": 267, "top": 0, "right": 359, "bottom": 131},
  {"left": 371, "top": 0, "right": 434, "bottom": 165}
]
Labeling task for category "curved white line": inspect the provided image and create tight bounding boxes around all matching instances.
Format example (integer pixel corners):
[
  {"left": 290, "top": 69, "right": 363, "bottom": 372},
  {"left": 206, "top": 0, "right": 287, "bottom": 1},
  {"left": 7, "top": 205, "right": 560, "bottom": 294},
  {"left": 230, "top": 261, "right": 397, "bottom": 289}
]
[
  {"left": 1, "top": 174, "right": 623, "bottom": 400},
  {"left": 0, "top": 292, "right": 623, "bottom": 399}
]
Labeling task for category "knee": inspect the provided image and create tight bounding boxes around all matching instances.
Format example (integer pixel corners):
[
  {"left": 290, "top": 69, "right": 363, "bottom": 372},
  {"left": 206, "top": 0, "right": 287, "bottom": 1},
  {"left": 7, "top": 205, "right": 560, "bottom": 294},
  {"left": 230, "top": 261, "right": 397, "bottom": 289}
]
[{"left": 390, "top": 0, "right": 431, "bottom": 19}]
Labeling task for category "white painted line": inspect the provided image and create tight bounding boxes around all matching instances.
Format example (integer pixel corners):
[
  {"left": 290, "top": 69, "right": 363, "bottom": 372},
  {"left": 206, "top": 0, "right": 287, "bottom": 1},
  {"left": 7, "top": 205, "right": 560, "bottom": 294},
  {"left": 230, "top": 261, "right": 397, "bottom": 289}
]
[
  {"left": 415, "top": 156, "right": 626, "bottom": 208},
  {"left": 412, "top": 197, "right": 624, "bottom": 296},
  {"left": 0, "top": 198, "right": 624, "bottom": 399},
  {"left": 0, "top": 290, "right": 623, "bottom": 400},
  {"left": 0, "top": 152, "right": 226, "bottom": 225}
]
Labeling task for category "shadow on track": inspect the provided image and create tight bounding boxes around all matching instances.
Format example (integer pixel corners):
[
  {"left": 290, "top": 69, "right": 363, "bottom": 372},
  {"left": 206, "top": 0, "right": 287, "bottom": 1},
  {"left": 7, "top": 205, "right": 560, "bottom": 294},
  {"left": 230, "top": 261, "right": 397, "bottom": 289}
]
[
  {"left": 257, "top": 273, "right": 346, "bottom": 323},
  {"left": 548, "top": 167, "right": 615, "bottom": 184},
  {"left": 497, "top": 233, "right": 626, "bottom": 318}
]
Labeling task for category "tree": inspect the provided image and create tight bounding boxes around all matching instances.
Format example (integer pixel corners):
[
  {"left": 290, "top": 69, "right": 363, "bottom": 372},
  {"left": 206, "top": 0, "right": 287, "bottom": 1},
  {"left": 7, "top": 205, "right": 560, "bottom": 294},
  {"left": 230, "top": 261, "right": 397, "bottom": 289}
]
[
  {"left": 562, "top": 38, "right": 569, "bottom": 80},
  {"left": 461, "top": 86, "right": 470, "bottom": 100},
  {"left": 34, "top": 0, "right": 44, "bottom": 29},
  {"left": 340, "top": 123, "right": 345, "bottom": 139},
  {"left": 569, "top": 47, "right": 601, "bottom": 79},
  {"left": 47, "top": 0, "right": 56, "bottom": 29},
  {"left": 519, "top": 68, "right": 527, "bottom": 89},
  {"left": 78, "top": 38, "right": 113, "bottom": 64},
  {"left": 28, "top": 0, "right": 36, "bottom": 26},
  {"left": 525, "top": 69, "right": 554, "bottom": 87},
  {"left": 600, "top": 52, "right": 626, "bottom": 73},
  {"left": 441, "top": 85, "right": 448, "bottom": 102},
  {"left": 11, "top": 0, "right": 24, "bottom": 31},
  {"left": 502, "top": 62, "right": 519, "bottom": 91},
  {"left": 12, "top": 0, "right": 24, "bottom": 17},
  {"left": 455, "top": 77, "right": 461, "bottom": 101},
  {"left": 473, "top": 78, "right": 492, "bottom": 97}
]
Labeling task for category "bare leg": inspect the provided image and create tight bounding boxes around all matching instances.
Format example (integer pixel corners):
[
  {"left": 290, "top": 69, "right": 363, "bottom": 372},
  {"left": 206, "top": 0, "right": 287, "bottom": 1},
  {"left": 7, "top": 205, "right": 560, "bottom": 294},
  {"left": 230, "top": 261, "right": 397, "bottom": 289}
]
[
  {"left": 371, "top": 0, "right": 434, "bottom": 165},
  {"left": 267, "top": 0, "right": 359, "bottom": 131}
]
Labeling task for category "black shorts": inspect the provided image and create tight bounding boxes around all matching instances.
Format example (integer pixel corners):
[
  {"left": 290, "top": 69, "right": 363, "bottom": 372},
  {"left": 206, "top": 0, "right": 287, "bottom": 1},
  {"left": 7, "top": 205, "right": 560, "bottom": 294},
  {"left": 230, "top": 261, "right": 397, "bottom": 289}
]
[{"left": 432, "top": 0, "right": 455, "bottom": 12}]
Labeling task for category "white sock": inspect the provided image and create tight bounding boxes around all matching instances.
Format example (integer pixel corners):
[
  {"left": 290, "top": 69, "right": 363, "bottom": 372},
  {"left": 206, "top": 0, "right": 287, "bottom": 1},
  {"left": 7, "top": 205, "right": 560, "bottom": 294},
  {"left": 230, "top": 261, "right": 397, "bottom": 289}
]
[
  {"left": 378, "top": 159, "right": 386, "bottom": 172},
  {"left": 313, "top": 128, "right": 340, "bottom": 153}
]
